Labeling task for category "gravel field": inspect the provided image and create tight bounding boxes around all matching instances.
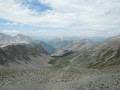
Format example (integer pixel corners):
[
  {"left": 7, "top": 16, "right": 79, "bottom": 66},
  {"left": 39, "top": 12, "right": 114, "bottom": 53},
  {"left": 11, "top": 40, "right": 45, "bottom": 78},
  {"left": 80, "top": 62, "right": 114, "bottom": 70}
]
[{"left": 0, "top": 66, "right": 120, "bottom": 90}]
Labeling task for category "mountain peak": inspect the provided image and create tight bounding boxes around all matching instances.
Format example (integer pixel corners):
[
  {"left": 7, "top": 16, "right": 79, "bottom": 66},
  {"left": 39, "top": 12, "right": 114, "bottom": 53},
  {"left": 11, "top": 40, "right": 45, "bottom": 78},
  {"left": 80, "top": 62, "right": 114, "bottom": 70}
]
[
  {"left": 0, "top": 33, "right": 5, "bottom": 35},
  {"left": 15, "top": 34, "right": 32, "bottom": 41},
  {"left": 0, "top": 33, "right": 12, "bottom": 40},
  {"left": 15, "top": 34, "right": 29, "bottom": 38},
  {"left": 112, "top": 34, "right": 120, "bottom": 39},
  {"left": 0, "top": 33, "right": 10, "bottom": 37},
  {"left": 16, "top": 33, "right": 24, "bottom": 36}
]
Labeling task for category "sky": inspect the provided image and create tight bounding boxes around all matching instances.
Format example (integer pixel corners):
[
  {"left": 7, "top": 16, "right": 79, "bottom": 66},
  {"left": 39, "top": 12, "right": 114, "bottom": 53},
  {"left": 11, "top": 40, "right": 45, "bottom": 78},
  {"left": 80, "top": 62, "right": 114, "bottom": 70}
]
[{"left": 0, "top": 0, "right": 120, "bottom": 38}]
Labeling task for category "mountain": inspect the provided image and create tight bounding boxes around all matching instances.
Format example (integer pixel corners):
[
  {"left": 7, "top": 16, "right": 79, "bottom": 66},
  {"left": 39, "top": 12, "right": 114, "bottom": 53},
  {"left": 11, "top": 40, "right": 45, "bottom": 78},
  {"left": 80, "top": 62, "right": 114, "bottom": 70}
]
[
  {"left": 18, "top": 41, "right": 56, "bottom": 54},
  {"left": 38, "top": 41, "right": 56, "bottom": 53},
  {"left": 44, "top": 38, "right": 73, "bottom": 49},
  {"left": 0, "top": 33, "right": 32, "bottom": 44},
  {"left": 0, "top": 33, "right": 15, "bottom": 44},
  {"left": 14, "top": 34, "right": 32, "bottom": 43},
  {"left": 0, "top": 33, "right": 55, "bottom": 53},
  {"left": 51, "top": 39, "right": 95, "bottom": 57},
  {"left": 1, "top": 35, "right": 120, "bottom": 90},
  {"left": 75, "top": 35, "right": 120, "bottom": 68},
  {"left": 84, "top": 35, "right": 120, "bottom": 68},
  {"left": 88, "top": 37, "right": 108, "bottom": 42},
  {"left": 0, "top": 44, "right": 51, "bottom": 68},
  {"left": 51, "top": 35, "right": 120, "bottom": 69}
]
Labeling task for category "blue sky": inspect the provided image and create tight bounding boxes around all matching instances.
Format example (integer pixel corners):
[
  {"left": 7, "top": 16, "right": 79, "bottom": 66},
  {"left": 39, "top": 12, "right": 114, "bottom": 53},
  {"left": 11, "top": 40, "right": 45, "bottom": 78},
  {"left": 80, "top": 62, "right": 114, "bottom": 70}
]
[{"left": 0, "top": 0, "right": 120, "bottom": 38}]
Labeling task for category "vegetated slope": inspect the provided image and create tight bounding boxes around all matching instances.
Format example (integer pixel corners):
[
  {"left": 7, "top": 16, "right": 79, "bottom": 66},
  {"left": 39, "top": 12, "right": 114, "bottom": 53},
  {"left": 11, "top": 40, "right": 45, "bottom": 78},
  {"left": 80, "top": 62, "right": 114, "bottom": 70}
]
[
  {"left": 69, "top": 35, "right": 120, "bottom": 69},
  {"left": 0, "top": 45, "right": 51, "bottom": 68},
  {"left": 51, "top": 35, "right": 120, "bottom": 69},
  {"left": 0, "top": 33, "right": 55, "bottom": 53}
]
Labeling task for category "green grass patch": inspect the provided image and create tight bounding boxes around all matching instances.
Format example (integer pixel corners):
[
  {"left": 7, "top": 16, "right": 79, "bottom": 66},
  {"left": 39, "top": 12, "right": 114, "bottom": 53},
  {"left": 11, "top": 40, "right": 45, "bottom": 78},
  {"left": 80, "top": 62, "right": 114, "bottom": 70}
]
[
  {"left": 87, "top": 58, "right": 120, "bottom": 69},
  {"left": 49, "top": 54, "right": 78, "bottom": 68}
]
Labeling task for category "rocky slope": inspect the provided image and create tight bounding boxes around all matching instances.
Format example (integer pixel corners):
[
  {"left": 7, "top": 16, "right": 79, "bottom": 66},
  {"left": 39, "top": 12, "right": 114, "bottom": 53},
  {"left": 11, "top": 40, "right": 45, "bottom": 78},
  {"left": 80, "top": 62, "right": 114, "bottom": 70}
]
[
  {"left": 70, "top": 35, "right": 120, "bottom": 68},
  {"left": 0, "top": 44, "right": 51, "bottom": 68},
  {"left": 0, "top": 35, "right": 120, "bottom": 90},
  {"left": 0, "top": 66, "right": 120, "bottom": 90},
  {"left": 51, "top": 39, "right": 95, "bottom": 57},
  {"left": 51, "top": 35, "right": 120, "bottom": 69}
]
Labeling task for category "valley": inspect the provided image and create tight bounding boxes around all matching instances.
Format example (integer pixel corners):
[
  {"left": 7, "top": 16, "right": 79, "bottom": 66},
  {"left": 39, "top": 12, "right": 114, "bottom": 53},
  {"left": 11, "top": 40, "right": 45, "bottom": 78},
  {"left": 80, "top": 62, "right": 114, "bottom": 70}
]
[
  {"left": 0, "top": 0, "right": 120, "bottom": 89},
  {"left": 0, "top": 33, "right": 120, "bottom": 90}
]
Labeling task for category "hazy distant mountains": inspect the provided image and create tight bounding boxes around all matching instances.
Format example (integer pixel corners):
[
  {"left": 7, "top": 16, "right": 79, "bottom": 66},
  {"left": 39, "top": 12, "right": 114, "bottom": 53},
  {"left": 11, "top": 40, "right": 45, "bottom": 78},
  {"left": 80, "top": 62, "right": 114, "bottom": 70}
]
[
  {"left": 0, "top": 33, "right": 32, "bottom": 44},
  {"left": 0, "top": 33, "right": 55, "bottom": 53},
  {"left": 43, "top": 36, "right": 107, "bottom": 51},
  {"left": 0, "top": 33, "right": 75, "bottom": 53},
  {"left": 44, "top": 38, "right": 73, "bottom": 49}
]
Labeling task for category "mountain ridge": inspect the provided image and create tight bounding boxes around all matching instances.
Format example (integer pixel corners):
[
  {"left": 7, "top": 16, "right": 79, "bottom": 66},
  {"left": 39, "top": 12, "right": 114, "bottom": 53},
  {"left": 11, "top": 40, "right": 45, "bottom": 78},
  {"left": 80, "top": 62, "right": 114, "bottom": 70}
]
[
  {"left": 0, "top": 44, "right": 51, "bottom": 68},
  {"left": 51, "top": 34, "right": 120, "bottom": 69},
  {"left": 0, "top": 33, "right": 55, "bottom": 53}
]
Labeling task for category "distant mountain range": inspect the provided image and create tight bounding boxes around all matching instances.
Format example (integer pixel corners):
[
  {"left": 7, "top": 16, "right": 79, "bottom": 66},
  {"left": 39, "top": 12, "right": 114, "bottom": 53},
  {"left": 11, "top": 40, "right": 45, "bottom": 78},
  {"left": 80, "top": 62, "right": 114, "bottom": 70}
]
[
  {"left": 43, "top": 38, "right": 73, "bottom": 49},
  {"left": 0, "top": 33, "right": 32, "bottom": 44},
  {"left": 0, "top": 32, "right": 120, "bottom": 69},
  {"left": 0, "top": 33, "right": 56, "bottom": 53}
]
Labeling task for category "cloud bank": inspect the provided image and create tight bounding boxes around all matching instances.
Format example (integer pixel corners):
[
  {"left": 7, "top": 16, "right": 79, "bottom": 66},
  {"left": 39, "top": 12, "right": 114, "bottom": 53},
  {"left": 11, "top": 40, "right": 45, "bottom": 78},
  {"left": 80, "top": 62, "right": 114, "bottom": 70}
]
[
  {"left": 0, "top": 0, "right": 120, "bottom": 37},
  {"left": 0, "top": 0, "right": 120, "bottom": 29}
]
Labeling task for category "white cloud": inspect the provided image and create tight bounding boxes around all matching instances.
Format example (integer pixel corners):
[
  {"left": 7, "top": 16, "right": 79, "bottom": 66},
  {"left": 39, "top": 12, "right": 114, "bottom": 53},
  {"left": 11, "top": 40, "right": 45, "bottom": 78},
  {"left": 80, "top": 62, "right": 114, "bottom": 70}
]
[
  {"left": 0, "top": 0, "right": 120, "bottom": 31},
  {"left": 2, "top": 30, "right": 20, "bottom": 36},
  {"left": 2, "top": 29, "right": 120, "bottom": 38},
  {"left": 0, "top": 22, "right": 19, "bottom": 26},
  {"left": 5, "top": 22, "right": 18, "bottom": 25}
]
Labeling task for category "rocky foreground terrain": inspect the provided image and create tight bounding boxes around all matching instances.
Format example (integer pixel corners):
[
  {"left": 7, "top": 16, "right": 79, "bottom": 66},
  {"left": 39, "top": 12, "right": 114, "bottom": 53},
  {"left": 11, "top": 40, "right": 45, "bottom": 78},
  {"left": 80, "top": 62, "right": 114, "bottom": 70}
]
[
  {"left": 0, "top": 66, "right": 120, "bottom": 90},
  {"left": 0, "top": 35, "right": 120, "bottom": 90}
]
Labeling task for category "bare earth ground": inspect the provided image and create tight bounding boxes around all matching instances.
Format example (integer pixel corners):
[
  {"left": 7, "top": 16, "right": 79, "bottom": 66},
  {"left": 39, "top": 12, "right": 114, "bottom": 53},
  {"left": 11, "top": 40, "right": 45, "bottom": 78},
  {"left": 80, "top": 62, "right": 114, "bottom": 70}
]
[{"left": 0, "top": 66, "right": 120, "bottom": 90}]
